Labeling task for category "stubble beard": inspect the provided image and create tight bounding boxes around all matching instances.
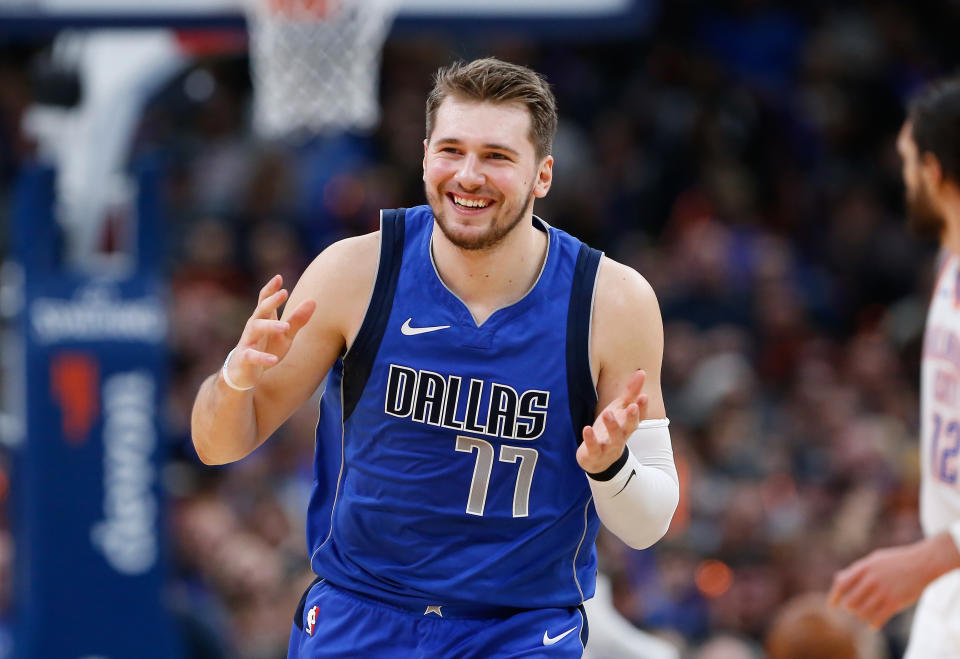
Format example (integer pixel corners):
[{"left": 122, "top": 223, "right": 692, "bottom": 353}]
[
  {"left": 906, "top": 181, "right": 945, "bottom": 241},
  {"left": 427, "top": 185, "right": 536, "bottom": 251}
]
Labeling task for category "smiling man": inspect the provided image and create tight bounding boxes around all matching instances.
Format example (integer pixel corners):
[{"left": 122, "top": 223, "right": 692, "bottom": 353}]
[{"left": 191, "top": 58, "right": 679, "bottom": 658}]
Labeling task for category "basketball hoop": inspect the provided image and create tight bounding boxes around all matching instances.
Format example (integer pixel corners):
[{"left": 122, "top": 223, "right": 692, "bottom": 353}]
[{"left": 244, "top": 0, "right": 398, "bottom": 140}]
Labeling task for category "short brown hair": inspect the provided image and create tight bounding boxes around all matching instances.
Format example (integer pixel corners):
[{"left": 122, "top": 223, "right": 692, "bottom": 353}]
[
  {"left": 909, "top": 75, "right": 960, "bottom": 185},
  {"left": 425, "top": 57, "right": 558, "bottom": 161}
]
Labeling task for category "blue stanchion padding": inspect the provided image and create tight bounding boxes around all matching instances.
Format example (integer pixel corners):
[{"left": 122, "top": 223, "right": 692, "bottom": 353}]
[{"left": 12, "top": 164, "right": 181, "bottom": 658}]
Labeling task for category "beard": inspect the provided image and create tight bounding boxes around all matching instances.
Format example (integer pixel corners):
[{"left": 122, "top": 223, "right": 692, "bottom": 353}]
[
  {"left": 426, "top": 185, "right": 536, "bottom": 251},
  {"left": 906, "top": 181, "right": 944, "bottom": 241}
]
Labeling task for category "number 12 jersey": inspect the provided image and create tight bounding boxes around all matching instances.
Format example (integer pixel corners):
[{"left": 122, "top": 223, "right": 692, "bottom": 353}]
[{"left": 921, "top": 253, "right": 960, "bottom": 541}]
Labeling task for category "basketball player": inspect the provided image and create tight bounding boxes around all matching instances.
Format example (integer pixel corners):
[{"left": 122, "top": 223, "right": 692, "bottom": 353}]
[
  {"left": 829, "top": 77, "right": 960, "bottom": 657},
  {"left": 191, "top": 58, "right": 679, "bottom": 657}
]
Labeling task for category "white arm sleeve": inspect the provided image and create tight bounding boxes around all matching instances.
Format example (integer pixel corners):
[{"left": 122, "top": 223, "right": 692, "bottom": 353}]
[{"left": 586, "top": 419, "right": 679, "bottom": 550}]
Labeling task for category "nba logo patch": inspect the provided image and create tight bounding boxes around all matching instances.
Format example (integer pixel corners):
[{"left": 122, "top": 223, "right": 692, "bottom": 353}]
[{"left": 305, "top": 605, "right": 319, "bottom": 636}]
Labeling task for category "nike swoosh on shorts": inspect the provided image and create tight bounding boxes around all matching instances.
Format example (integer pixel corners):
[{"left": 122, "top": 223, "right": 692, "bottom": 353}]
[{"left": 542, "top": 626, "right": 578, "bottom": 646}]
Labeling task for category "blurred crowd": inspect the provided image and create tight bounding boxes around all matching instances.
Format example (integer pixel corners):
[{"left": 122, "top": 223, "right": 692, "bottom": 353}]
[{"left": 3, "top": 0, "right": 960, "bottom": 657}]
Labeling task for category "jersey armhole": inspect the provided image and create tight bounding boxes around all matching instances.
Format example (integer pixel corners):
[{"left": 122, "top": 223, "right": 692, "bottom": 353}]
[
  {"left": 567, "top": 244, "right": 603, "bottom": 443},
  {"left": 341, "top": 208, "right": 406, "bottom": 421}
]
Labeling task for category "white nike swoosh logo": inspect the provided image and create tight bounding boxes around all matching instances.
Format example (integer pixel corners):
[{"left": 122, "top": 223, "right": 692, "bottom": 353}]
[
  {"left": 401, "top": 318, "right": 451, "bottom": 336},
  {"left": 542, "top": 626, "right": 577, "bottom": 646}
]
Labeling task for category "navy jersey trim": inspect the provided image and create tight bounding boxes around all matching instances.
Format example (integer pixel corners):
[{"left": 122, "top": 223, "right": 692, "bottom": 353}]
[
  {"left": 341, "top": 209, "right": 406, "bottom": 421},
  {"left": 566, "top": 244, "right": 603, "bottom": 443}
]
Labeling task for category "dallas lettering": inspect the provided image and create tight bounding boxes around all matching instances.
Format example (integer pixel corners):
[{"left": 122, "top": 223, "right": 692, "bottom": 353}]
[{"left": 384, "top": 364, "right": 549, "bottom": 440}]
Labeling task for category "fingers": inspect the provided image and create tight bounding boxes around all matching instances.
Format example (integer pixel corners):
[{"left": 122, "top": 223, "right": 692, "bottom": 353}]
[
  {"left": 829, "top": 563, "right": 887, "bottom": 628},
  {"left": 828, "top": 565, "right": 861, "bottom": 608},
  {"left": 258, "top": 274, "right": 283, "bottom": 304},
  {"left": 635, "top": 392, "right": 649, "bottom": 420},
  {"left": 254, "top": 274, "right": 291, "bottom": 321},
  {"left": 254, "top": 288, "right": 289, "bottom": 321},
  {"left": 241, "top": 318, "right": 291, "bottom": 344},
  {"left": 247, "top": 289, "right": 316, "bottom": 344},
  {"left": 601, "top": 403, "right": 644, "bottom": 442},
  {"left": 236, "top": 346, "right": 279, "bottom": 368},
  {"left": 618, "top": 369, "right": 647, "bottom": 406},
  {"left": 841, "top": 574, "right": 876, "bottom": 613},
  {"left": 836, "top": 581, "right": 891, "bottom": 629},
  {"left": 579, "top": 424, "right": 613, "bottom": 474},
  {"left": 582, "top": 425, "right": 600, "bottom": 452},
  {"left": 251, "top": 298, "right": 316, "bottom": 350},
  {"left": 223, "top": 345, "right": 279, "bottom": 390},
  {"left": 285, "top": 299, "right": 317, "bottom": 336},
  {"left": 600, "top": 409, "right": 620, "bottom": 438},
  {"left": 225, "top": 276, "right": 313, "bottom": 391},
  {"left": 626, "top": 402, "right": 641, "bottom": 430},
  {"left": 583, "top": 409, "right": 629, "bottom": 456}
]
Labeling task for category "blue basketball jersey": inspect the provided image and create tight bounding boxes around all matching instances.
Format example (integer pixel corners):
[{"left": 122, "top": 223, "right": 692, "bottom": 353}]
[{"left": 307, "top": 205, "right": 603, "bottom": 611}]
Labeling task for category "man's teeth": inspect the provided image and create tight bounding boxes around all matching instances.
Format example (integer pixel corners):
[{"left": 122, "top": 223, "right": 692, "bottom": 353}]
[{"left": 453, "top": 195, "right": 490, "bottom": 208}]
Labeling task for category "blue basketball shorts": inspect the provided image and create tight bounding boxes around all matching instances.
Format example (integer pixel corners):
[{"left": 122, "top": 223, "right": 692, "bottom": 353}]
[{"left": 287, "top": 578, "right": 589, "bottom": 658}]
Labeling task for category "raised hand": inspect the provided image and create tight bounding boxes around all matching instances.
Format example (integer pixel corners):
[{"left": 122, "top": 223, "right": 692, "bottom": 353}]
[
  {"left": 223, "top": 274, "right": 317, "bottom": 390},
  {"left": 577, "top": 369, "right": 648, "bottom": 473}
]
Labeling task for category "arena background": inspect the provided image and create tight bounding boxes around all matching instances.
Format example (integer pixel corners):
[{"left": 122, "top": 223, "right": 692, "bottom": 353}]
[{"left": 0, "top": 1, "right": 956, "bottom": 657}]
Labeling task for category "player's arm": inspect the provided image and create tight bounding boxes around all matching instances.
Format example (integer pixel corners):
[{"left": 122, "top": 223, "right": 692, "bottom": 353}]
[
  {"left": 190, "top": 232, "right": 379, "bottom": 465},
  {"left": 579, "top": 257, "right": 678, "bottom": 550},
  {"left": 829, "top": 528, "right": 960, "bottom": 629}
]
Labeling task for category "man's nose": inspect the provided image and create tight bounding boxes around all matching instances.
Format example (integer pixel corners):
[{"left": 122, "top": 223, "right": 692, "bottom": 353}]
[{"left": 454, "top": 153, "right": 484, "bottom": 190}]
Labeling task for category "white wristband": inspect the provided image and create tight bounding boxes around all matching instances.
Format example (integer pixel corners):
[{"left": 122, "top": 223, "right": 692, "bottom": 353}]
[{"left": 221, "top": 347, "right": 255, "bottom": 391}]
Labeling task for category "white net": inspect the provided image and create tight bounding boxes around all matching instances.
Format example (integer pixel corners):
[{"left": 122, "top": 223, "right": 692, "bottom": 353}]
[{"left": 244, "top": 0, "right": 399, "bottom": 140}]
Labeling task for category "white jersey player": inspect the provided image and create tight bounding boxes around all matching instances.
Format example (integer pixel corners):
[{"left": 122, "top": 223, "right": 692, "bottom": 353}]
[
  {"left": 830, "top": 78, "right": 960, "bottom": 657},
  {"left": 910, "top": 252, "right": 960, "bottom": 656}
]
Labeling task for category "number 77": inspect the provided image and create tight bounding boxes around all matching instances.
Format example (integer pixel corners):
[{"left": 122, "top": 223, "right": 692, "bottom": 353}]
[{"left": 455, "top": 436, "right": 539, "bottom": 518}]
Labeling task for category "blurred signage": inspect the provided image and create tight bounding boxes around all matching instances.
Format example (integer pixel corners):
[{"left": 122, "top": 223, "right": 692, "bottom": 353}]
[
  {"left": 30, "top": 284, "right": 166, "bottom": 344},
  {"left": 11, "top": 165, "right": 179, "bottom": 658},
  {"left": 92, "top": 370, "right": 159, "bottom": 576}
]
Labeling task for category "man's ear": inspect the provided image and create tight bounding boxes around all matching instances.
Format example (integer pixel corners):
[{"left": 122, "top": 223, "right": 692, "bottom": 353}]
[{"left": 533, "top": 155, "right": 554, "bottom": 199}]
